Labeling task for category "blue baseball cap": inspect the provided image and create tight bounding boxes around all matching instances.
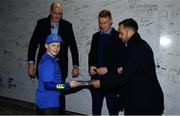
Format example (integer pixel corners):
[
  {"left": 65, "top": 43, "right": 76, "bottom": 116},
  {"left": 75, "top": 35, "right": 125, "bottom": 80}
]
[{"left": 46, "top": 34, "right": 63, "bottom": 44}]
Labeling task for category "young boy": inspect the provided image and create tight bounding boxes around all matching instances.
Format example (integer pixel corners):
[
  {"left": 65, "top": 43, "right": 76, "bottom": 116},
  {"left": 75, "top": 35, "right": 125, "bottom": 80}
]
[{"left": 35, "top": 33, "right": 79, "bottom": 115}]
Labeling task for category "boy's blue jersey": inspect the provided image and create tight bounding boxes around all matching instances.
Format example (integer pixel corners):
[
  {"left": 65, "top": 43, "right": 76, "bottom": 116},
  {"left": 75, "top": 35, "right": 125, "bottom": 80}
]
[{"left": 36, "top": 53, "right": 62, "bottom": 109}]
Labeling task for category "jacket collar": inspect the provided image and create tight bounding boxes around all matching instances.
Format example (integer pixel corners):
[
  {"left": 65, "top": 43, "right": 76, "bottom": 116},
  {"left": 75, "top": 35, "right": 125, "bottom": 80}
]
[{"left": 126, "top": 32, "right": 141, "bottom": 47}]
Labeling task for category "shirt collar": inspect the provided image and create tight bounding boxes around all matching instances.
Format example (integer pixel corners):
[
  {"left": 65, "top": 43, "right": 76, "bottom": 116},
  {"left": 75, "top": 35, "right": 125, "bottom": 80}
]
[{"left": 101, "top": 27, "right": 112, "bottom": 35}]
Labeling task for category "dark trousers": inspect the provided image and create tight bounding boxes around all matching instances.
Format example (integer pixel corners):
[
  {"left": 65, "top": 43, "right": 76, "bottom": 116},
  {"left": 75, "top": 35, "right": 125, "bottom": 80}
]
[
  {"left": 59, "top": 72, "right": 67, "bottom": 115},
  {"left": 59, "top": 91, "right": 66, "bottom": 115},
  {"left": 90, "top": 88, "right": 119, "bottom": 115}
]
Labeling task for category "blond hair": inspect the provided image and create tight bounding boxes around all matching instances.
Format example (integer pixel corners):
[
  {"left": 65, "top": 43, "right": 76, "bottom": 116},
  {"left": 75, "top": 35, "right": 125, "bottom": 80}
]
[
  {"left": 98, "top": 10, "right": 112, "bottom": 19},
  {"left": 50, "top": 1, "right": 63, "bottom": 11}
]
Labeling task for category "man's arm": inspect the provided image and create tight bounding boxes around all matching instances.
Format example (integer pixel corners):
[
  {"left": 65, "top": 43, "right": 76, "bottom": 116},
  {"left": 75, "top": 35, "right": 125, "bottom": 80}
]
[
  {"left": 88, "top": 34, "right": 98, "bottom": 68},
  {"left": 67, "top": 24, "right": 80, "bottom": 77},
  {"left": 68, "top": 24, "right": 79, "bottom": 66},
  {"left": 92, "top": 46, "right": 141, "bottom": 93},
  {"left": 28, "top": 21, "right": 40, "bottom": 63},
  {"left": 27, "top": 21, "right": 40, "bottom": 78}
]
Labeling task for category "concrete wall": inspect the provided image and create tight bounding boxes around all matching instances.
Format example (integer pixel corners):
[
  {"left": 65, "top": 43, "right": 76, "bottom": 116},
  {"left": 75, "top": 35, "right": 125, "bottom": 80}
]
[{"left": 0, "top": 0, "right": 180, "bottom": 115}]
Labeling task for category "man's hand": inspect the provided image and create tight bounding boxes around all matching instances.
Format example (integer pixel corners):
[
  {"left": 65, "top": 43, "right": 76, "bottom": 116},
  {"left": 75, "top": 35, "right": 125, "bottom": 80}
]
[
  {"left": 72, "top": 67, "right": 80, "bottom": 78},
  {"left": 90, "top": 80, "right": 101, "bottom": 88},
  {"left": 28, "top": 63, "right": 36, "bottom": 78},
  {"left": 90, "top": 66, "right": 98, "bottom": 75},
  {"left": 117, "top": 67, "right": 123, "bottom": 74},
  {"left": 97, "top": 67, "right": 108, "bottom": 75}
]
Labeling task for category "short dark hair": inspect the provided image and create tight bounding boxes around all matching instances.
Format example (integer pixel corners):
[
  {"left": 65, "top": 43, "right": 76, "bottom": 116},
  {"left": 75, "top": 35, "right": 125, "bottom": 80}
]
[
  {"left": 98, "top": 10, "right": 112, "bottom": 19},
  {"left": 119, "top": 18, "right": 138, "bottom": 32}
]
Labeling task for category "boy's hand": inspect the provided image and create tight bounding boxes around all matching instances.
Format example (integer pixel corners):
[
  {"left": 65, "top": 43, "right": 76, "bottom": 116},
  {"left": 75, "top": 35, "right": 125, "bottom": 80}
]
[{"left": 69, "top": 80, "right": 80, "bottom": 88}]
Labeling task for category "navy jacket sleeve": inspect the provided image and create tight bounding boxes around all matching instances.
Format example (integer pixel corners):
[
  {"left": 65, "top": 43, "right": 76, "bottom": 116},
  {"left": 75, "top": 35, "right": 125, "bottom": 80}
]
[
  {"left": 88, "top": 34, "right": 98, "bottom": 67},
  {"left": 101, "top": 45, "right": 141, "bottom": 92},
  {"left": 28, "top": 20, "right": 41, "bottom": 62},
  {"left": 101, "top": 34, "right": 142, "bottom": 92},
  {"left": 68, "top": 23, "right": 79, "bottom": 66}
]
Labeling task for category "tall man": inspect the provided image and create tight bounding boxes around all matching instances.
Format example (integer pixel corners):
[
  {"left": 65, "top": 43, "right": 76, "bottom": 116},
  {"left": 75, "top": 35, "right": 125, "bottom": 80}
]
[
  {"left": 88, "top": 10, "right": 125, "bottom": 115},
  {"left": 91, "top": 18, "right": 164, "bottom": 115},
  {"left": 28, "top": 2, "right": 79, "bottom": 114}
]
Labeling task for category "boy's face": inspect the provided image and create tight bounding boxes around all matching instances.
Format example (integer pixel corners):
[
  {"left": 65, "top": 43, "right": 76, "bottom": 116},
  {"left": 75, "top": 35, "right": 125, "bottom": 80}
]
[{"left": 45, "top": 42, "right": 61, "bottom": 56}]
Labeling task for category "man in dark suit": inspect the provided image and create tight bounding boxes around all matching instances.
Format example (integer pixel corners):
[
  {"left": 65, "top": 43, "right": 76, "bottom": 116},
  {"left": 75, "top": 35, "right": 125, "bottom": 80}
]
[
  {"left": 27, "top": 2, "right": 79, "bottom": 114},
  {"left": 91, "top": 18, "right": 164, "bottom": 115},
  {"left": 88, "top": 10, "right": 125, "bottom": 115}
]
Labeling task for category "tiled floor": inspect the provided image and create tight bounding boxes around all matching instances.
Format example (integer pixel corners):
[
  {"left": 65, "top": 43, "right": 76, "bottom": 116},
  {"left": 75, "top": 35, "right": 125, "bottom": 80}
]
[
  {"left": 0, "top": 104, "right": 85, "bottom": 115},
  {"left": 0, "top": 104, "right": 36, "bottom": 115},
  {"left": 0, "top": 104, "right": 84, "bottom": 115},
  {"left": 0, "top": 96, "right": 84, "bottom": 115}
]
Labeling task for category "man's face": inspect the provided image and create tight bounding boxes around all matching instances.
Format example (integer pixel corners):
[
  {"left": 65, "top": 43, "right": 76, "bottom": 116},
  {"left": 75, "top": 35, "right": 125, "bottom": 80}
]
[
  {"left": 45, "top": 42, "right": 61, "bottom": 56},
  {"left": 50, "top": 6, "right": 63, "bottom": 23},
  {"left": 118, "top": 24, "right": 129, "bottom": 43},
  {"left": 99, "top": 17, "right": 112, "bottom": 32}
]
